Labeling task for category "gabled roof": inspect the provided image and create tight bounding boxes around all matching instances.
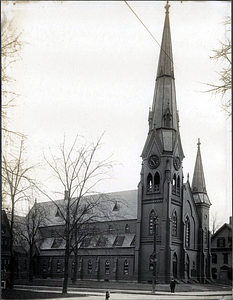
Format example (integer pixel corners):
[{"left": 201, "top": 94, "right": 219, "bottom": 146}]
[{"left": 211, "top": 222, "right": 232, "bottom": 240}]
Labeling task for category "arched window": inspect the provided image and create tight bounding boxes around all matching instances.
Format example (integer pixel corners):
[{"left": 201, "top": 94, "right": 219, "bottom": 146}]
[
  {"left": 204, "top": 228, "right": 208, "bottom": 244},
  {"left": 125, "top": 224, "right": 130, "bottom": 233},
  {"left": 56, "top": 260, "right": 61, "bottom": 273},
  {"left": 43, "top": 260, "right": 47, "bottom": 273},
  {"left": 149, "top": 254, "right": 154, "bottom": 271},
  {"left": 154, "top": 172, "right": 160, "bottom": 192},
  {"left": 172, "top": 174, "right": 176, "bottom": 194},
  {"left": 72, "top": 260, "right": 75, "bottom": 274},
  {"left": 172, "top": 253, "right": 178, "bottom": 278},
  {"left": 149, "top": 210, "right": 157, "bottom": 235},
  {"left": 177, "top": 176, "right": 180, "bottom": 195},
  {"left": 185, "top": 217, "right": 190, "bottom": 248},
  {"left": 123, "top": 260, "right": 129, "bottom": 275},
  {"left": 172, "top": 211, "right": 177, "bottom": 237},
  {"left": 147, "top": 173, "right": 153, "bottom": 193},
  {"left": 88, "top": 260, "right": 92, "bottom": 274},
  {"left": 105, "top": 260, "right": 110, "bottom": 275}
]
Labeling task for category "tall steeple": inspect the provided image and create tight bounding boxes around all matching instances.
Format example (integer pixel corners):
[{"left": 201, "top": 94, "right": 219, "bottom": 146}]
[
  {"left": 192, "top": 139, "right": 211, "bottom": 205},
  {"left": 143, "top": 2, "right": 184, "bottom": 158}
]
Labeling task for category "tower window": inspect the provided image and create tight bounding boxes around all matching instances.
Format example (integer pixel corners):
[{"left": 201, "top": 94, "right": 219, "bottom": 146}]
[
  {"left": 223, "top": 253, "right": 228, "bottom": 264},
  {"left": 147, "top": 173, "right": 153, "bottom": 193},
  {"left": 154, "top": 172, "right": 160, "bottom": 192},
  {"left": 172, "top": 174, "right": 176, "bottom": 194},
  {"left": 172, "top": 211, "right": 177, "bottom": 237},
  {"left": 149, "top": 210, "right": 157, "bottom": 235},
  {"left": 217, "top": 238, "right": 225, "bottom": 248},
  {"left": 212, "top": 254, "right": 217, "bottom": 264},
  {"left": 177, "top": 176, "right": 180, "bottom": 195}
]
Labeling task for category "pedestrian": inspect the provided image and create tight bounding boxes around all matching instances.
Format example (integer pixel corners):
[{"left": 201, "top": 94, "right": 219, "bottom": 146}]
[
  {"left": 170, "top": 277, "right": 176, "bottom": 293},
  {"left": 105, "top": 290, "right": 110, "bottom": 300}
]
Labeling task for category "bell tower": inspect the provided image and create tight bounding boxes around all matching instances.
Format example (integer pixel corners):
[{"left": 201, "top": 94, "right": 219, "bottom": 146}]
[{"left": 135, "top": 2, "right": 184, "bottom": 283}]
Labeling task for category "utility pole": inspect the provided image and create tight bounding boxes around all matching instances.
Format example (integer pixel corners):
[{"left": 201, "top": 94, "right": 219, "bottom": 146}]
[{"left": 152, "top": 216, "right": 157, "bottom": 293}]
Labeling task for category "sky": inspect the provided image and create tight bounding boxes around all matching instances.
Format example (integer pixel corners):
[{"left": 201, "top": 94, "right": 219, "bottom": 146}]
[{"left": 2, "top": 1, "right": 231, "bottom": 227}]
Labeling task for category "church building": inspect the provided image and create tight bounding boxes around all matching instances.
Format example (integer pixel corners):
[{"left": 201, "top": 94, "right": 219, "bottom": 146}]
[{"left": 26, "top": 3, "right": 212, "bottom": 284}]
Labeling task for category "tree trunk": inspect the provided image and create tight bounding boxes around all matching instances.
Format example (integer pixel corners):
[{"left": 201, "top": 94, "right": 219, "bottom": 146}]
[
  {"left": 9, "top": 200, "right": 15, "bottom": 289},
  {"left": 72, "top": 245, "right": 78, "bottom": 283},
  {"left": 62, "top": 238, "right": 70, "bottom": 293},
  {"left": 29, "top": 245, "right": 34, "bottom": 282}
]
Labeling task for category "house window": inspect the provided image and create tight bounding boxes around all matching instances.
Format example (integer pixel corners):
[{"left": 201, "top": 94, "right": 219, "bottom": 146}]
[
  {"left": 96, "top": 236, "right": 108, "bottom": 247},
  {"left": 88, "top": 260, "right": 93, "bottom": 274},
  {"left": 172, "top": 211, "right": 177, "bottom": 236},
  {"left": 217, "top": 238, "right": 225, "bottom": 248},
  {"left": 147, "top": 173, "right": 153, "bottom": 193},
  {"left": 105, "top": 260, "right": 110, "bottom": 275},
  {"left": 57, "top": 260, "right": 61, "bottom": 273},
  {"left": 212, "top": 254, "right": 217, "bottom": 264},
  {"left": 123, "top": 260, "right": 129, "bottom": 275},
  {"left": 125, "top": 224, "right": 130, "bottom": 233},
  {"left": 154, "top": 172, "right": 160, "bottom": 192},
  {"left": 223, "top": 253, "right": 228, "bottom": 264},
  {"left": 185, "top": 217, "right": 190, "bottom": 248}
]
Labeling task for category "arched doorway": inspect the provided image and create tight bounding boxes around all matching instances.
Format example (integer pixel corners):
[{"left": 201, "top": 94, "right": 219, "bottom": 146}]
[{"left": 172, "top": 253, "right": 177, "bottom": 278}]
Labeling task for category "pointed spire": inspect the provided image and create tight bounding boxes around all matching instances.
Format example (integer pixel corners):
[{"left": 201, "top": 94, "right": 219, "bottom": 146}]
[
  {"left": 192, "top": 139, "right": 206, "bottom": 193},
  {"left": 156, "top": 1, "right": 174, "bottom": 79},
  {"left": 192, "top": 139, "right": 211, "bottom": 205}
]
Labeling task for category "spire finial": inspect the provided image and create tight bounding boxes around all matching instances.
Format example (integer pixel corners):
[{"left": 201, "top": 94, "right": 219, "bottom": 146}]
[
  {"left": 165, "top": 1, "right": 170, "bottom": 13},
  {"left": 197, "top": 138, "right": 201, "bottom": 148}
]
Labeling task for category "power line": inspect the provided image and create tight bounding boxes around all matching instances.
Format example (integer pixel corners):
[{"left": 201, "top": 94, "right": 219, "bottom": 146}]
[{"left": 124, "top": 1, "right": 176, "bottom": 69}]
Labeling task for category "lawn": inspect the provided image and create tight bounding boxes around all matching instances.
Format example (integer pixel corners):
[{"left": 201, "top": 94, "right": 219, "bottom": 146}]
[{"left": 2, "top": 289, "right": 85, "bottom": 299}]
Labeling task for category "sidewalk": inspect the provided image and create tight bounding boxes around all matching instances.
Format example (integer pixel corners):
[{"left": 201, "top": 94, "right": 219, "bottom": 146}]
[{"left": 14, "top": 278, "right": 232, "bottom": 294}]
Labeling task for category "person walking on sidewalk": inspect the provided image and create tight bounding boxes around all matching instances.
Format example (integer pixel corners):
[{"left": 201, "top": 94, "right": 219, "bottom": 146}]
[{"left": 170, "top": 278, "right": 176, "bottom": 293}]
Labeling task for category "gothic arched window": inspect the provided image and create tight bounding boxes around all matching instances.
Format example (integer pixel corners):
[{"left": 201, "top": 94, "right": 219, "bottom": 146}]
[
  {"left": 172, "top": 174, "right": 176, "bottom": 194},
  {"left": 177, "top": 175, "right": 180, "bottom": 195},
  {"left": 105, "top": 260, "right": 110, "bottom": 275},
  {"left": 154, "top": 172, "right": 160, "bottom": 192},
  {"left": 88, "top": 260, "right": 92, "bottom": 274},
  {"left": 149, "top": 210, "right": 157, "bottom": 235},
  {"left": 123, "top": 260, "right": 129, "bottom": 275},
  {"left": 185, "top": 217, "right": 190, "bottom": 248},
  {"left": 147, "top": 173, "right": 153, "bottom": 193},
  {"left": 172, "top": 211, "right": 177, "bottom": 237}
]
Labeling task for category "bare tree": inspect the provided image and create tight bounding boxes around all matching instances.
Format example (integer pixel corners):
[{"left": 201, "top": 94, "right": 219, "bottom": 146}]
[
  {"left": 42, "top": 135, "right": 113, "bottom": 294},
  {"left": 14, "top": 197, "right": 48, "bottom": 282},
  {"left": 210, "top": 212, "right": 221, "bottom": 235},
  {"left": 1, "top": 12, "right": 24, "bottom": 138},
  {"left": 2, "top": 137, "right": 35, "bottom": 288},
  {"left": 205, "top": 17, "right": 231, "bottom": 116}
]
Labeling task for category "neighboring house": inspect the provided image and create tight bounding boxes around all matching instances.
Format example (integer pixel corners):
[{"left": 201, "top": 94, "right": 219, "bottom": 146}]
[{"left": 211, "top": 217, "right": 232, "bottom": 285}]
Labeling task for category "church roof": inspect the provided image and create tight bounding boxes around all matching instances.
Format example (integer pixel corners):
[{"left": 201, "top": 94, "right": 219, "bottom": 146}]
[
  {"left": 37, "top": 189, "right": 137, "bottom": 227},
  {"left": 191, "top": 139, "right": 211, "bottom": 206}
]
